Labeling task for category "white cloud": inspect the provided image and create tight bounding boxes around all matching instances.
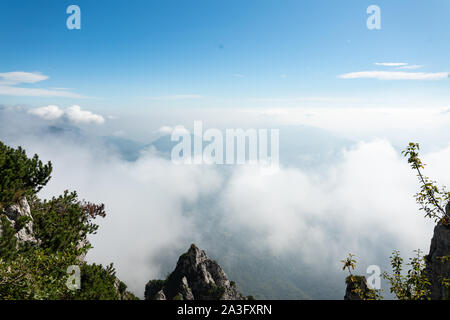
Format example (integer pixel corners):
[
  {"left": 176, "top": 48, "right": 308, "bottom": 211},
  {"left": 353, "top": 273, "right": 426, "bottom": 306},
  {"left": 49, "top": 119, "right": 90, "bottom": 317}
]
[
  {"left": 0, "top": 86, "right": 86, "bottom": 98},
  {"left": 219, "top": 140, "right": 440, "bottom": 266},
  {"left": 397, "top": 65, "right": 423, "bottom": 70},
  {"left": 158, "top": 126, "right": 174, "bottom": 134},
  {"left": 253, "top": 107, "right": 450, "bottom": 136},
  {"left": 374, "top": 62, "right": 408, "bottom": 67},
  {"left": 0, "top": 72, "right": 48, "bottom": 85},
  {"left": 0, "top": 71, "right": 85, "bottom": 98},
  {"left": 157, "top": 125, "right": 190, "bottom": 135},
  {"left": 27, "top": 105, "right": 64, "bottom": 120},
  {"left": 374, "top": 63, "right": 424, "bottom": 70},
  {"left": 66, "top": 105, "right": 105, "bottom": 125},
  {"left": 28, "top": 105, "right": 105, "bottom": 125},
  {"left": 339, "top": 71, "right": 449, "bottom": 80},
  {"left": 172, "top": 125, "right": 189, "bottom": 135}
]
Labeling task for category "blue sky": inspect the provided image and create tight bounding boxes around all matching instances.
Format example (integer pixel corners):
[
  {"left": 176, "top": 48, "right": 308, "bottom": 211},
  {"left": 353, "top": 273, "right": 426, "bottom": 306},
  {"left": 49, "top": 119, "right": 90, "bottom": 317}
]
[{"left": 0, "top": 0, "right": 449, "bottom": 110}]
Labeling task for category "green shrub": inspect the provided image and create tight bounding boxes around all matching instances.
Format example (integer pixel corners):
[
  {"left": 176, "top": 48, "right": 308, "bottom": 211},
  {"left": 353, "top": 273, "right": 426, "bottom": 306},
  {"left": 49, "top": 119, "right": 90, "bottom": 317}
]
[
  {"left": 0, "top": 141, "right": 135, "bottom": 300},
  {"left": 73, "top": 263, "right": 119, "bottom": 300},
  {"left": 30, "top": 191, "right": 103, "bottom": 255},
  {"left": 0, "top": 141, "right": 52, "bottom": 207}
]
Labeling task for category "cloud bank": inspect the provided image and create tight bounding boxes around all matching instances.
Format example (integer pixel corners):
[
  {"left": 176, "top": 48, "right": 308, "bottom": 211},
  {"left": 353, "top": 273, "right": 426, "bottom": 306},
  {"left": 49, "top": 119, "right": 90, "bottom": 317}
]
[
  {"left": 28, "top": 105, "right": 105, "bottom": 125},
  {"left": 2, "top": 106, "right": 449, "bottom": 298}
]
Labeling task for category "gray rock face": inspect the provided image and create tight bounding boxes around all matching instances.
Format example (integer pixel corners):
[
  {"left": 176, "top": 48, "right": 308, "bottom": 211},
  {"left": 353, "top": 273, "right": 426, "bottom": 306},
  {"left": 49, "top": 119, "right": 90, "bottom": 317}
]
[
  {"left": 154, "top": 289, "right": 167, "bottom": 300},
  {"left": 1, "top": 197, "right": 37, "bottom": 244},
  {"left": 425, "top": 222, "right": 450, "bottom": 300},
  {"left": 145, "top": 244, "right": 247, "bottom": 300}
]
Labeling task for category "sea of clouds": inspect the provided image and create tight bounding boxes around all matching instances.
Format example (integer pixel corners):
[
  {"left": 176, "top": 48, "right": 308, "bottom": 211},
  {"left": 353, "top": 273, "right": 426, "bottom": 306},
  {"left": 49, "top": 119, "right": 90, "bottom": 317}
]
[{"left": 1, "top": 104, "right": 450, "bottom": 297}]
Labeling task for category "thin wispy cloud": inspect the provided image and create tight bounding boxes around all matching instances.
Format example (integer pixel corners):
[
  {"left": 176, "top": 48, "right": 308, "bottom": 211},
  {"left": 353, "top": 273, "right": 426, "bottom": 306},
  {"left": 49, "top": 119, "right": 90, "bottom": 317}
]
[
  {"left": 396, "top": 65, "right": 423, "bottom": 70},
  {"left": 0, "top": 86, "right": 87, "bottom": 98},
  {"left": 0, "top": 71, "right": 86, "bottom": 98},
  {"left": 339, "top": 71, "right": 449, "bottom": 80},
  {"left": 374, "top": 62, "right": 408, "bottom": 67},
  {"left": 249, "top": 96, "right": 362, "bottom": 103},
  {"left": 148, "top": 95, "right": 204, "bottom": 101},
  {"left": 0, "top": 71, "right": 49, "bottom": 85},
  {"left": 374, "top": 62, "right": 424, "bottom": 70}
]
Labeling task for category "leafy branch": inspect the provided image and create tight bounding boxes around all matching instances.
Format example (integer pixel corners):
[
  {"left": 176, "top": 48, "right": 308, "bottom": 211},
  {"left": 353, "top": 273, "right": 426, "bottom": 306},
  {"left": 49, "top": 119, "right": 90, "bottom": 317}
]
[{"left": 402, "top": 142, "right": 450, "bottom": 223}]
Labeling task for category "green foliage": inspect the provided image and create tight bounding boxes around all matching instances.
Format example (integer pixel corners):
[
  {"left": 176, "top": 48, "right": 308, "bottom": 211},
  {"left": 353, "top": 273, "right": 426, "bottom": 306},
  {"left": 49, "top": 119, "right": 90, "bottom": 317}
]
[
  {"left": 402, "top": 142, "right": 450, "bottom": 224},
  {"left": 118, "top": 280, "right": 127, "bottom": 295},
  {"left": 0, "top": 141, "right": 52, "bottom": 207},
  {"left": 14, "top": 215, "right": 31, "bottom": 232},
  {"left": 341, "top": 253, "right": 356, "bottom": 275},
  {"left": 73, "top": 263, "right": 119, "bottom": 300},
  {"left": 206, "top": 283, "right": 225, "bottom": 300},
  {"left": 0, "top": 141, "right": 135, "bottom": 300},
  {"left": 382, "top": 250, "right": 431, "bottom": 300},
  {"left": 436, "top": 255, "right": 450, "bottom": 299},
  {"left": 0, "top": 247, "right": 77, "bottom": 299},
  {"left": 30, "top": 191, "right": 104, "bottom": 255},
  {"left": 0, "top": 216, "right": 18, "bottom": 261}
]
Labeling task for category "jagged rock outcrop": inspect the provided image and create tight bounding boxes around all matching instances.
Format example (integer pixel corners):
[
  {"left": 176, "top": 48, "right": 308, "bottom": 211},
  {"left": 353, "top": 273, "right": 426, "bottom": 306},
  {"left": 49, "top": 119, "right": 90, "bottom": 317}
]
[
  {"left": 425, "top": 221, "right": 450, "bottom": 300},
  {"left": 1, "top": 197, "right": 37, "bottom": 244},
  {"left": 344, "top": 276, "right": 371, "bottom": 300},
  {"left": 145, "top": 244, "right": 248, "bottom": 300}
]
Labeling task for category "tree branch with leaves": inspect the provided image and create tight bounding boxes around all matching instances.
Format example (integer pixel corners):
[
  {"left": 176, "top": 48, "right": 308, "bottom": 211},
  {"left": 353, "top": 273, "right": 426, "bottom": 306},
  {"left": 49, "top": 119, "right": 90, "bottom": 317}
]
[{"left": 402, "top": 142, "right": 450, "bottom": 224}]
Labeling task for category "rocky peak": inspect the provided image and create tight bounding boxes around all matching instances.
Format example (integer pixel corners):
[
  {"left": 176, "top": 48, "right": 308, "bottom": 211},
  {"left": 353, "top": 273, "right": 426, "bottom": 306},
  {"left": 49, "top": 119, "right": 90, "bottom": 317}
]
[
  {"left": 425, "top": 221, "right": 450, "bottom": 299},
  {"left": 145, "top": 244, "right": 248, "bottom": 300}
]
